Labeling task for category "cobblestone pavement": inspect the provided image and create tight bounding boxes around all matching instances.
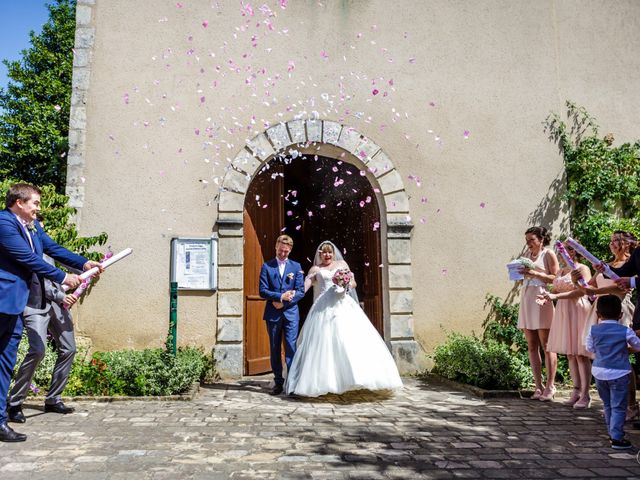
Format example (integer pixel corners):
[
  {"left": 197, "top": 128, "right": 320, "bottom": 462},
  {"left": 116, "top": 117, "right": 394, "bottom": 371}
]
[{"left": 2, "top": 377, "right": 640, "bottom": 479}]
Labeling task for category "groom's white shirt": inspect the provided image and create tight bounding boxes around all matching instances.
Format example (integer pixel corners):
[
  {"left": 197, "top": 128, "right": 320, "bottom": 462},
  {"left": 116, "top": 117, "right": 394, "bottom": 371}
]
[{"left": 277, "top": 258, "right": 287, "bottom": 277}]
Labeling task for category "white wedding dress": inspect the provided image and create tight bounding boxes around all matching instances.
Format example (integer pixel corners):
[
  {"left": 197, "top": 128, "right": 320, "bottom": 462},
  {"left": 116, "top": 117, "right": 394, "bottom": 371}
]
[{"left": 285, "top": 268, "right": 403, "bottom": 396}]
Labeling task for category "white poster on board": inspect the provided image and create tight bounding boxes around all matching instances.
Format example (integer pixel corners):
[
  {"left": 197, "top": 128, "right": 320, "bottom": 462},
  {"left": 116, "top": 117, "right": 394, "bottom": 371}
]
[{"left": 171, "top": 238, "right": 217, "bottom": 290}]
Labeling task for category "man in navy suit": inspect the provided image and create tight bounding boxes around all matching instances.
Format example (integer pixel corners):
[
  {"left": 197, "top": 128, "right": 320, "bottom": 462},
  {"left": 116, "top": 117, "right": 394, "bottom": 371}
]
[
  {"left": 0, "top": 183, "right": 101, "bottom": 442},
  {"left": 259, "top": 235, "right": 305, "bottom": 395}
]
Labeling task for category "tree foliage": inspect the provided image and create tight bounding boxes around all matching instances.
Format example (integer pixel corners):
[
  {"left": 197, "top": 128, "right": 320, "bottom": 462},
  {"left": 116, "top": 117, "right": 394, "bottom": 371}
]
[
  {"left": 0, "top": 178, "right": 107, "bottom": 260},
  {"left": 0, "top": 0, "right": 76, "bottom": 191},
  {"left": 544, "top": 101, "right": 640, "bottom": 259}
]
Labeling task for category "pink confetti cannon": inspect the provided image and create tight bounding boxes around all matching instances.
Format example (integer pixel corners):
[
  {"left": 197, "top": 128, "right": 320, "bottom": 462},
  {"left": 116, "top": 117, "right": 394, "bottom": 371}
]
[
  {"left": 554, "top": 240, "right": 593, "bottom": 300},
  {"left": 565, "top": 238, "right": 620, "bottom": 280},
  {"left": 62, "top": 248, "right": 133, "bottom": 295}
]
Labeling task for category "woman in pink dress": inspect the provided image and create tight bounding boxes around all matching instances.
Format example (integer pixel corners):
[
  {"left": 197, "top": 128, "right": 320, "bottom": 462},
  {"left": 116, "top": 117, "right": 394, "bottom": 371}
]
[
  {"left": 540, "top": 243, "right": 592, "bottom": 407},
  {"left": 576, "top": 231, "right": 637, "bottom": 417},
  {"left": 518, "top": 226, "right": 560, "bottom": 401}
]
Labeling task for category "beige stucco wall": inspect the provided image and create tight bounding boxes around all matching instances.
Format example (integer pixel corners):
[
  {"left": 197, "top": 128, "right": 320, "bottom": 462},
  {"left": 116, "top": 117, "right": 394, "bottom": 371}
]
[{"left": 70, "top": 0, "right": 640, "bottom": 367}]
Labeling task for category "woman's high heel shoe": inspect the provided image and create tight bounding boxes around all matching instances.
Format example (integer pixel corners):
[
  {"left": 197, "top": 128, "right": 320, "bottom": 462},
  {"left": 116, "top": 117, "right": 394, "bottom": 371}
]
[
  {"left": 539, "top": 385, "right": 556, "bottom": 402},
  {"left": 563, "top": 388, "right": 581, "bottom": 406},
  {"left": 531, "top": 388, "right": 544, "bottom": 400},
  {"left": 573, "top": 395, "right": 591, "bottom": 409}
]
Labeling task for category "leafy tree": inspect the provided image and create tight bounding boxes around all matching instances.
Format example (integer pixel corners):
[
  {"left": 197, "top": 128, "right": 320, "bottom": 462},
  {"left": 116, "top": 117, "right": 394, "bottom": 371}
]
[
  {"left": 544, "top": 101, "right": 640, "bottom": 260},
  {"left": 0, "top": 178, "right": 107, "bottom": 261},
  {"left": 0, "top": 0, "right": 76, "bottom": 191}
]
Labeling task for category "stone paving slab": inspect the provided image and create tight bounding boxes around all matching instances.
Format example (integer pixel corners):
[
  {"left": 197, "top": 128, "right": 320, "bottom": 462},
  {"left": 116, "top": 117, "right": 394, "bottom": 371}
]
[{"left": 2, "top": 377, "right": 640, "bottom": 479}]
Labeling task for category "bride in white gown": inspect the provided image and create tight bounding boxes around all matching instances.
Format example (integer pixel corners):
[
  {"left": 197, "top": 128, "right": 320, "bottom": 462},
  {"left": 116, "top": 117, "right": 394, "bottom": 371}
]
[{"left": 285, "top": 241, "right": 403, "bottom": 397}]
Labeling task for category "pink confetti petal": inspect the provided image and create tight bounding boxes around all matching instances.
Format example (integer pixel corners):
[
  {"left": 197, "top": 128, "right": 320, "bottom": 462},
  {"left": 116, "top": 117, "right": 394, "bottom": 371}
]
[
  {"left": 53, "top": 105, "right": 61, "bottom": 111},
  {"left": 372, "top": 89, "right": 379, "bottom": 96},
  {"left": 320, "top": 50, "right": 329, "bottom": 60},
  {"left": 463, "top": 130, "right": 470, "bottom": 139},
  {"left": 480, "top": 202, "right": 486, "bottom": 208},
  {"left": 176, "top": 2, "right": 183, "bottom": 8},
  {"left": 202, "top": 20, "right": 209, "bottom": 28}
]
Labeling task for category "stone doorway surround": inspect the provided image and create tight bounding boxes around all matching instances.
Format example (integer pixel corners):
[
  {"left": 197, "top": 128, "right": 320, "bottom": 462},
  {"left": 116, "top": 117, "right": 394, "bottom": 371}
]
[{"left": 214, "top": 119, "right": 420, "bottom": 377}]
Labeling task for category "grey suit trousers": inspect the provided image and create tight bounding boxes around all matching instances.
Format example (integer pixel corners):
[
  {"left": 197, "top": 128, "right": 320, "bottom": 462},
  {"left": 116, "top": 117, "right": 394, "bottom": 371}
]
[{"left": 9, "top": 302, "right": 76, "bottom": 406}]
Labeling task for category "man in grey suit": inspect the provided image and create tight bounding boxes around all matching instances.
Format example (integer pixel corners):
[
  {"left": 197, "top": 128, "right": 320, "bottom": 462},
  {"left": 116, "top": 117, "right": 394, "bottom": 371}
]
[{"left": 7, "top": 253, "right": 79, "bottom": 423}]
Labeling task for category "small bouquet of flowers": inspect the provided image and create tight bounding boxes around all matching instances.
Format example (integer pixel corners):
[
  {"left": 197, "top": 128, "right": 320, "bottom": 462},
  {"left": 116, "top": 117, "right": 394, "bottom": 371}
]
[
  {"left": 506, "top": 257, "right": 536, "bottom": 281},
  {"left": 332, "top": 268, "right": 353, "bottom": 290}
]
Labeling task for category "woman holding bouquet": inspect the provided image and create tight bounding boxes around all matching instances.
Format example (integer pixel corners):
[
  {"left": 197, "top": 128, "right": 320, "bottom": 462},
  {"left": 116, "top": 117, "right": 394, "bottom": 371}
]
[
  {"left": 285, "top": 241, "right": 403, "bottom": 396},
  {"left": 518, "top": 226, "right": 560, "bottom": 401}
]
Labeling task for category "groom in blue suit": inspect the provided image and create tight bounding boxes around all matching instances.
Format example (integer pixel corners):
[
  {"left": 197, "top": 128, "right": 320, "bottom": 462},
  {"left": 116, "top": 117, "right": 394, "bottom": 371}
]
[
  {"left": 0, "top": 183, "right": 101, "bottom": 442},
  {"left": 259, "top": 235, "right": 305, "bottom": 395}
]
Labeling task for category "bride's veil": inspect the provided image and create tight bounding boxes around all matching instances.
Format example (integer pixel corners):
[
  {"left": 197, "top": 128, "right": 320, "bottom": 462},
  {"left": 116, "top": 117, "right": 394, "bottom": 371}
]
[{"left": 313, "top": 240, "right": 359, "bottom": 303}]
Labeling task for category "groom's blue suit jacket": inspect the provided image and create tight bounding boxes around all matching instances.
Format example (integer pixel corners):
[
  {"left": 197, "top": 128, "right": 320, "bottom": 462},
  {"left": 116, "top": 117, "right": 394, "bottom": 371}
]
[
  {"left": 0, "top": 208, "right": 87, "bottom": 315},
  {"left": 259, "top": 258, "right": 305, "bottom": 322}
]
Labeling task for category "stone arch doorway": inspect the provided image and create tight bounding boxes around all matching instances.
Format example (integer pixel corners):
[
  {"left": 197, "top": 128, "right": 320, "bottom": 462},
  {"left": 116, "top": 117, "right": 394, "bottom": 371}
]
[
  {"left": 243, "top": 155, "right": 384, "bottom": 375},
  {"left": 214, "top": 120, "right": 419, "bottom": 378}
]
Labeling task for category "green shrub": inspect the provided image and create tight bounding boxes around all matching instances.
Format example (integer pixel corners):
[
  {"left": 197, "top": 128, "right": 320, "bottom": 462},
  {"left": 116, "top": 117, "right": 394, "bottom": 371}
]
[
  {"left": 12, "top": 332, "right": 214, "bottom": 397},
  {"left": 482, "top": 293, "right": 570, "bottom": 385},
  {"left": 432, "top": 333, "right": 532, "bottom": 390}
]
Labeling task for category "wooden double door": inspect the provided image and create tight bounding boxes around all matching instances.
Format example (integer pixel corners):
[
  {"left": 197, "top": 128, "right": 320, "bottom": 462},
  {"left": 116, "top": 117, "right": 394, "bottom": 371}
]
[{"left": 243, "top": 157, "right": 383, "bottom": 375}]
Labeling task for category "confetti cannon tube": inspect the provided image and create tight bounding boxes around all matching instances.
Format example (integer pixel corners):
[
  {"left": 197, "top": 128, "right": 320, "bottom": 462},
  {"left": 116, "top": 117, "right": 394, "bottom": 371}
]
[
  {"left": 565, "top": 238, "right": 620, "bottom": 280},
  {"left": 62, "top": 248, "right": 133, "bottom": 292},
  {"left": 554, "top": 241, "right": 593, "bottom": 300}
]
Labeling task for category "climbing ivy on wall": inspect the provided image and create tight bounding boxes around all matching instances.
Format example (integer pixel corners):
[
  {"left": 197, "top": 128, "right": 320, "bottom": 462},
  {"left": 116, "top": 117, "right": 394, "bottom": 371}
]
[{"left": 544, "top": 101, "right": 640, "bottom": 259}]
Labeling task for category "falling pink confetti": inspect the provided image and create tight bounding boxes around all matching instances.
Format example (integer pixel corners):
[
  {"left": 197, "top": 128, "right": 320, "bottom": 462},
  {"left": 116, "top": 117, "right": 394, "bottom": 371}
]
[
  {"left": 287, "top": 210, "right": 293, "bottom": 216},
  {"left": 241, "top": 2, "right": 254, "bottom": 16},
  {"left": 287, "top": 60, "right": 295, "bottom": 72},
  {"left": 200, "top": 96, "right": 206, "bottom": 103},
  {"left": 480, "top": 202, "right": 486, "bottom": 208},
  {"left": 53, "top": 105, "right": 61, "bottom": 111},
  {"left": 320, "top": 50, "right": 329, "bottom": 60},
  {"left": 319, "top": 204, "right": 326, "bottom": 209},
  {"left": 202, "top": 20, "right": 209, "bottom": 28},
  {"left": 441, "top": 268, "right": 448, "bottom": 275},
  {"left": 159, "top": 170, "right": 165, "bottom": 176},
  {"left": 123, "top": 93, "right": 129, "bottom": 104},
  {"left": 388, "top": 78, "right": 394, "bottom": 86},
  {"left": 279, "top": 0, "right": 288, "bottom": 8},
  {"left": 429, "top": 101, "right": 436, "bottom": 107},
  {"left": 291, "top": 190, "right": 297, "bottom": 197},
  {"left": 194, "top": 129, "right": 200, "bottom": 135},
  {"left": 359, "top": 201, "right": 365, "bottom": 207},
  {"left": 373, "top": 222, "right": 380, "bottom": 231},
  {"left": 420, "top": 217, "right": 426, "bottom": 224},
  {"left": 372, "top": 89, "right": 379, "bottom": 96},
  {"left": 421, "top": 197, "right": 427, "bottom": 203},
  {"left": 295, "top": 225, "right": 301, "bottom": 230},
  {"left": 463, "top": 130, "right": 470, "bottom": 139},
  {"left": 176, "top": 2, "right": 183, "bottom": 7},
  {"left": 409, "top": 57, "right": 416, "bottom": 63}
]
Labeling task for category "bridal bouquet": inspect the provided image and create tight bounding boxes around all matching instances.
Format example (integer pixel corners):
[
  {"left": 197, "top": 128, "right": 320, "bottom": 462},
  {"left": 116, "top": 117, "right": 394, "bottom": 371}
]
[
  {"left": 332, "top": 268, "right": 353, "bottom": 290},
  {"left": 506, "top": 257, "right": 536, "bottom": 281}
]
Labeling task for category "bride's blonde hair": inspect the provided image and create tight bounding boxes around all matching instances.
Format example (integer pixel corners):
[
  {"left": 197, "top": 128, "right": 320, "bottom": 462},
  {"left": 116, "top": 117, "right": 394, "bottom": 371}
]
[{"left": 319, "top": 242, "right": 334, "bottom": 253}]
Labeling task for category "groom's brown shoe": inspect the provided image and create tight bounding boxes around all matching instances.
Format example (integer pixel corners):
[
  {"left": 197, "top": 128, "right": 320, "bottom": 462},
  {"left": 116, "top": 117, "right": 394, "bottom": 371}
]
[{"left": 270, "top": 385, "right": 283, "bottom": 395}]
